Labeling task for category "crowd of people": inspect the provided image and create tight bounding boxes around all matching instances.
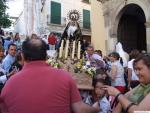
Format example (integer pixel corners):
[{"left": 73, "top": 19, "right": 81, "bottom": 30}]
[
  {"left": 0, "top": 29, "right": 23, "bottom": 93},
  {"left": 0, "top": 27, "right": 150, "bottom": 113},
  {"left": 83, "top": 43, "right": 150, "bottom": 113},
  {"left": 0, "top": 30, "right": 100, "bottom": 113}
]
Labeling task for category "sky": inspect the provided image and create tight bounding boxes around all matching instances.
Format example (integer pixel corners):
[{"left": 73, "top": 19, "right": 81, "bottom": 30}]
[{"left": 6, "top": 0, "right": 24, "bottom": 17}]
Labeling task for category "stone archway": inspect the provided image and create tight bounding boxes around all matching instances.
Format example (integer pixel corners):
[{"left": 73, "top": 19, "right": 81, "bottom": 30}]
[
  {"left": 117, "top": 4, "right": 146, "bottom": 52},
  {"left": 107, "top": 0, "right": 150, "bottom": 53}
]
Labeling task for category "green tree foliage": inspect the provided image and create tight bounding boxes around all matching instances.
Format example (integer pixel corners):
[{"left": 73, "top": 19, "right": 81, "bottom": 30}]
[{"left": 0, "top": 0, "right": 11, "bottom": 28}]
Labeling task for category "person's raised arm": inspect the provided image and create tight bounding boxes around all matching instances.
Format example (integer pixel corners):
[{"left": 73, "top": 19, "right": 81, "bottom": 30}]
[
  {"left": 128, "top": 93, "right": 150, "bottom": 112},
  {"left": 103, "top": 85, "right": 150, "bottom": 113},
  {"left": 113, "top": 102, "right": 122, "bottom": 113}
]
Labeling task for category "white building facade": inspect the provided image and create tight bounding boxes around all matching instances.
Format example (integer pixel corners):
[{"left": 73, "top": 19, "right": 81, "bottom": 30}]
[
  {"left": 43, "top": 0, "right": 91, "bottom": 40},
  {"left": 14, "top": 0, "right": 91, "bottom": 40},
  {"left": 14, "top": 0, "right": 41, "bottom": 36}
]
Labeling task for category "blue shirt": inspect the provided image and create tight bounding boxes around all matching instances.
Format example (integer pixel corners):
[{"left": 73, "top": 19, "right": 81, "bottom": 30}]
[
  {"left": 2, "top": 54, "right": 16, "bottom": 73},
  {"left": 99, "top": 96, "right": 111, "bottom": 113},
  {"left": 85, "top": 96, "right": 111, "bottom": 113}
]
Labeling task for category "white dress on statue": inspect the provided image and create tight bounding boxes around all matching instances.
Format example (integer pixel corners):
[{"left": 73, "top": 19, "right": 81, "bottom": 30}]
[{"left": 67, "top": 25, "right": 77, "bottom": 38}]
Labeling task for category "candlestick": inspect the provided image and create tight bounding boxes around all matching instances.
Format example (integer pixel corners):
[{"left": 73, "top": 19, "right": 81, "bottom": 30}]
[
  {"left": 59, "top": 40, "right": 64, "bottom": 58},
  {"left": 71, "top": 40, "right": 76, "bottom": 59},
  {"left": 77, "top": 41, "right": 81, "bottom": 59},
  {"left": 65, "top": 39, "right": 69, "bottom": 59}
]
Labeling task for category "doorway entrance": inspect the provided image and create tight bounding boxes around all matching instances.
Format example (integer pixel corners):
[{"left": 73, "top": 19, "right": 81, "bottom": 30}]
[{"left": 117, "top": 4, "right": 146, "bottom": 53}]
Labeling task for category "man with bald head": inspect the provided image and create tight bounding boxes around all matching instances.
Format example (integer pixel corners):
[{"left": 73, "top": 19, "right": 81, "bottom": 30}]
[{"left": 0, "top": 38, "right": 99, "bottom": 113}]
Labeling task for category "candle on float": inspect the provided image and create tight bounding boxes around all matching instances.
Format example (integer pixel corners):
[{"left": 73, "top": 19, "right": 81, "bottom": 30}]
[
  {"left": 59, "top": 40, "right": 64, "bottom": 58},
  {"left": 77, "top": 41, "right": 81, "bottom": 59},
  {"left": 65, "top": 39, "right": 69, "bottom": 59},
  {"left": 71, "top": 40, "right": 76, "bottom": 59},
  {"left": 79, "top": 44, "right": 81, "bottom": 59},
  {"left": 59, "top": 47, "right": 62, "bottom": 58}
]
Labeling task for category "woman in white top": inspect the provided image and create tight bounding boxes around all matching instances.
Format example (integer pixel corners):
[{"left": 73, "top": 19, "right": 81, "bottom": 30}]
[
  {"left": 128, "top": 50, "right": 140, "bottom": 89},
  {"left": 108, "top": 52, "right": 126, "bottom": 93}
]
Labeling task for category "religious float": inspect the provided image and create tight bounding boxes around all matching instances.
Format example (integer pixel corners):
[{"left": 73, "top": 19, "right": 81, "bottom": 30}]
[{"left": 46, "top": 10, "right": 94, "bottom": 90}]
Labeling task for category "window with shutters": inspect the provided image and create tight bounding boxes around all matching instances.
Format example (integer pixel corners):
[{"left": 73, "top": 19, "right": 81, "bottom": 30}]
[
  {"left": 83, "top": 9, "right": 90, "bottom": 29},
  {"left": 51, "top": 1, "right": 61, "bottom": 24}
]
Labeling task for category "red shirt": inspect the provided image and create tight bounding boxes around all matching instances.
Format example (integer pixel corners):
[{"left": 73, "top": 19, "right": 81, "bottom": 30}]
[
  {"left": 0, "top": 61, "right": 81, "bottom": 113},
  {"left": 48, "top": 34, "right": 57, "bottom": 45}
]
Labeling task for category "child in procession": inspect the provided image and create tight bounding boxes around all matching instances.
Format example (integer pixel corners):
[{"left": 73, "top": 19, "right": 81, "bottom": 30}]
[{"left": 85, "top": 71, "right": 111, "bottom": 113}]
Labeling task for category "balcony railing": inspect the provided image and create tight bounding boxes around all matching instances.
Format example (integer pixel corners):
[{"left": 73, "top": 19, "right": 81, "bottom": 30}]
[{"left": 47, "top": 14, "right": 91, "bottom": 30}]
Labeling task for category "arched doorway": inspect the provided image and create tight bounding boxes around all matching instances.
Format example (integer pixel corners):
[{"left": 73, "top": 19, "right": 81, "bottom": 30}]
[{"left": 117, "top": 4, "right": 146, "bottom": 53}]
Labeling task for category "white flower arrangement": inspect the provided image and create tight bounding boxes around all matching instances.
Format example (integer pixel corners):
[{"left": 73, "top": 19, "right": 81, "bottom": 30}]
[
  {"left": 46, "top": 58, "right": 61, "bottom": 69},
  {"left": 83, "top": 65, "right": 96, "bottom": 78},
  {"left": 73, "top": 59, "right": 97, "bottom": 77},
  {"left": 78, "top": 60, "right": 96, "bottom": 78},
  {"left": 46, "top": 57, "right": 96, "bottom": 77}
]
